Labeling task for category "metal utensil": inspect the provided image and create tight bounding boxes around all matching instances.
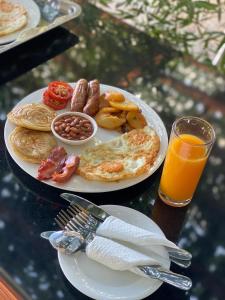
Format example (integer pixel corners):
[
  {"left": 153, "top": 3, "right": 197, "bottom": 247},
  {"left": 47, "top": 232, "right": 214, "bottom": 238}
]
[
  {"left": 41, "top": 230, "right": 84, "bottom": 255},
  {"left": 60, "top": 193, "right": 192, "bottom": 264},
  {"left": 41, "top": 229, "right": 192, "bottom": 290},
  {"left": 56, "top": 203, "right": 191, "bottom": 268},
  {"left": 51, "top": 214, "right": 192, "bottom": 290}
]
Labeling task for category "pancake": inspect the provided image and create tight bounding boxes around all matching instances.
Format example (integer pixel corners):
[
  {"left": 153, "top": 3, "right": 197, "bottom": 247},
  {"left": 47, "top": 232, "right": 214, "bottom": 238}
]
[
  {"left": 0, "top": 0, "right": 27, "bottom": 37},
  {"left": 9, "top": 127, "right": 57, "bottom": 163},
  {"left": 78, "top": 126, "right": 160, "bottom": 181},
  {"left": 7, "top": 103, "right": 56, "bottom": 131}
]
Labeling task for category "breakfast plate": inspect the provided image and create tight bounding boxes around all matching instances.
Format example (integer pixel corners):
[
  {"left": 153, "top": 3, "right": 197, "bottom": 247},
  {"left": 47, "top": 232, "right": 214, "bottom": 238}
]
[
  {"left": 0, "top": 0, "right": 41, "bottom": 45},
  {"left": 4, "top": 83, "right": 168, "bottom": 193},
  {"left": 58, "top": 205, "right": 170, "bottom": 300}
]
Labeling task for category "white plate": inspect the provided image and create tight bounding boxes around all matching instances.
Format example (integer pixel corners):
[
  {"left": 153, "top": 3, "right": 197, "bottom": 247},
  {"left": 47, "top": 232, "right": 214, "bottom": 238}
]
[
  {"left": 4, "top": 84, "right": 168, "bottom": 193},
  {"left": 58, "top": 205, "right": 170, "bottom": 300},
  {"left": 0, "top": 0, "right": 41, "bottom": 45}
]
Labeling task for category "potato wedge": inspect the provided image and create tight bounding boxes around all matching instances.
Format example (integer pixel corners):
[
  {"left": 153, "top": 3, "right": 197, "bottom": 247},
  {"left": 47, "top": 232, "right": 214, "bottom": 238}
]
[
  {"left": 95, "top": 109, "right": 126, "bottom": 129},
  {"left": 99, "top": 93, "right": 111, "bottom": 110},
  {"left": 109, "top": 98, "right": 139, "bottom": 111},
  {"left": 105, "top": 91, "right": 125, "bottom": 102},
  {"left": 101, "top": 107, "right": 121, "bottom": 113},
  {"left": 126, "top": 111, "right": 147, "bottom": 129}
]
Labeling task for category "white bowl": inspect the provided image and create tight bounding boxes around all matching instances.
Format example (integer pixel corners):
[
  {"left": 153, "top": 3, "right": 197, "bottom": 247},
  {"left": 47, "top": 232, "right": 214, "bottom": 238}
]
[{"left": 51, "top": 112, "right": 98, "bottom": 145}]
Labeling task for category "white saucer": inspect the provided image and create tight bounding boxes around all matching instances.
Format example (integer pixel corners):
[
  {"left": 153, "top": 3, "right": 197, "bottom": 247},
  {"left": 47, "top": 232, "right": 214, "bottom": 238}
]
[{"left": 58, "top": 205, "right": 170, "bottom": 300}]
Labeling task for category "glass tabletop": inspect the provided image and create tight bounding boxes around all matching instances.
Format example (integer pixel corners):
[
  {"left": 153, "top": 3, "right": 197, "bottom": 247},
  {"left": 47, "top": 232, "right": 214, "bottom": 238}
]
[{"left": 0, "top": 2, "right": 225, "bottom": 300}]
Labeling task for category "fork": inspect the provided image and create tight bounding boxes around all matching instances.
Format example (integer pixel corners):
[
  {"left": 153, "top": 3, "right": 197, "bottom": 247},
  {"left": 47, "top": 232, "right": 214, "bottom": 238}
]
[
  {"left": 55, "top": 203, "right": 191, "bottom": 268},
  {"left": 55, "top": 208, "right": 192, "bottom": 290}
]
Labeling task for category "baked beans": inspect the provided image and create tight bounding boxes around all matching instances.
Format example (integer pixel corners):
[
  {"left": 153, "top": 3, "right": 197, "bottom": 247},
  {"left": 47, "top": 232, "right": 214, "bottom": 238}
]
[{"left": 53, "top": 115, "right": 93, "bottom": 140}]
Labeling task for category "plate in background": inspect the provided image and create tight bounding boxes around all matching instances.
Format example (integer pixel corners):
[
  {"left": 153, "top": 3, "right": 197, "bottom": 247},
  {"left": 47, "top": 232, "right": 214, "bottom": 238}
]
[{"left": 0, "top": 0, "right": 40, "bottom": 45}]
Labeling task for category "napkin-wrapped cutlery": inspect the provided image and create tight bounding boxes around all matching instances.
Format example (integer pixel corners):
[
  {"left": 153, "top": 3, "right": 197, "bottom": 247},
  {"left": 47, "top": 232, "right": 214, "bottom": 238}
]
[
  {"left": 60, "top": 193, "right": 192, "bottom": 264},
  {"left": 56, "top": 202, "right": 191, "bottom": 269},
  {"left": 41, "top": 228, "right": 192, "bottom": 290}
]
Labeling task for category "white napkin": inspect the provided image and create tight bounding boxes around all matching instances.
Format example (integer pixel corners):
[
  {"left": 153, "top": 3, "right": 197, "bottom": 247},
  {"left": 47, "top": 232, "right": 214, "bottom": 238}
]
[
  {"left": 86, "top": 235, "right": 159, "bottom": 277},
  {"left": 96, "top": 216, "right": 179, "bottom": 250}
]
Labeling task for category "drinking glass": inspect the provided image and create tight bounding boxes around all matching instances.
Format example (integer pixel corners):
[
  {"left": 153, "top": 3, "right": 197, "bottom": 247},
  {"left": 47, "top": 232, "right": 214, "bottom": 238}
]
[{"left": 158, "top": 116, "right": 215, "bottom": 207}]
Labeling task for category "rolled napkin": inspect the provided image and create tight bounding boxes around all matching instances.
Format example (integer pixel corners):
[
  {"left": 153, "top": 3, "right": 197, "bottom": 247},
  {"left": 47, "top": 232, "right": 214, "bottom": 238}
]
[
  {"left": 46, "top": 230, "right": 163, "bottom": 276},
  {"left": 96, "top": 216, "right": 179, "bottom": 250},
  {"left": 45, "top": 230, "right": 192, "bottom": 289},
  {"left": 86, "top": 235, "right": 160, "bottom": 277}
]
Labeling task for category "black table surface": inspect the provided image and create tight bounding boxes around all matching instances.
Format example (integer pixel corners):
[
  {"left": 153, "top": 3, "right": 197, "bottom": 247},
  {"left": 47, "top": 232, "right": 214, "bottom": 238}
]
[{"left": 1, "top": 2, "right": 225, "bottom": 300}]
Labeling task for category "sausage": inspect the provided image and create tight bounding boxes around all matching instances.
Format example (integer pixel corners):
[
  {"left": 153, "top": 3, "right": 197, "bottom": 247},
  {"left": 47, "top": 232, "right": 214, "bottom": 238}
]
[
  {"left": 83, "top": 79, "right": 100, "bottom": 116},
  {"left": 71, "top": 79, "right": 88, "bottom": 112}
]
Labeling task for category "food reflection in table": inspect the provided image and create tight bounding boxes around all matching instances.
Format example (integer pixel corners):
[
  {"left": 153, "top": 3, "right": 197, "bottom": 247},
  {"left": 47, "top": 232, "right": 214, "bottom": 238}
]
[
  {"left": 0, "top": 0, "right": 27, "bottom": 37},
  {"left": 151, "top": 196, "right": 189, "bottom": 243}
]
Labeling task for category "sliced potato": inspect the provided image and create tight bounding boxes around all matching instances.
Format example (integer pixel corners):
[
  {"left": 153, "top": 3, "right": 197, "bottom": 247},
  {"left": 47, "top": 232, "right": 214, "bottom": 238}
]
[
  {"left": 109, "top": 99, "right": 139, "bottom": 112},
  {"left": 105, "top": 91, "right": 125, "bottom": 102},
  {"left": 95, "top": 109, "right": 126, "bottom": 129},
  {"left": 99, "top": 93, "right": 110, "bottom": 110},
  {"left": 101, "top": 107, "right": 121, "bottom": 113},
  {"left": 126, "top": 111, "right": 147, "bottom": 129}
]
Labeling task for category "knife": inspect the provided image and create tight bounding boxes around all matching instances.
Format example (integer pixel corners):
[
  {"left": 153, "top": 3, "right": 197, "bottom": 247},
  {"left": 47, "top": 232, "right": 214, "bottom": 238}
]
[
  {"left": 60, "top": 193, "right": 192, "bottom": 265},
  {"left": 61, "top": 193, "right": 110, "bottom": 221}
]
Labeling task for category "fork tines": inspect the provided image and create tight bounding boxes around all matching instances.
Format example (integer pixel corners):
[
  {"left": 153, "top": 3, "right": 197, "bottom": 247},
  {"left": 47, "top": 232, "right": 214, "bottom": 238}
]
[
  {"left": 55, "top": 202, "right": 93, "bottom": 235},
  {"left": 55, "top": 210, "right": 74, "bottom": 230},
  {"left": 55, "top": 210, "right": 82, "bottom": 232},
  {"left": 69, "top": 203, "right": 99, "bottom": 229}
]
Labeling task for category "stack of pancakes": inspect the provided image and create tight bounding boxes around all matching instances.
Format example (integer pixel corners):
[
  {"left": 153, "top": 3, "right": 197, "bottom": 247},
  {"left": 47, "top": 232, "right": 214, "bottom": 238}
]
[{"left": 8, "top": 103, "right": 57, "bottom": 163}]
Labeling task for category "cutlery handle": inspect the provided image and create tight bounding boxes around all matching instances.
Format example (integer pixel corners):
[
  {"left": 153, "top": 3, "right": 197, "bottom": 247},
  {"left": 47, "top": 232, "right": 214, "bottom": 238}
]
[
  {"left": 139, "top": 265, "right": 192, "bottom": 290},
  {"left": 169, "top": 256, "right": 191, "bottom": 268},
  {"left": 167, "top": 248, "right": 192, "bottom": 261}
]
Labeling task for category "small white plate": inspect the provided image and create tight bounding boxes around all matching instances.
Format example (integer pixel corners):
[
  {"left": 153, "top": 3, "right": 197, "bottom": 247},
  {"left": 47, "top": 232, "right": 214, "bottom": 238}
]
[
  {"left": 58, "top": 205, "right": 170, "bottom": 300},
  {"left": 4, "top": 83, "right": 168, "bottom": 193},
  {"left": 0, "top": 0, "right": 41, "bottom": 45}
]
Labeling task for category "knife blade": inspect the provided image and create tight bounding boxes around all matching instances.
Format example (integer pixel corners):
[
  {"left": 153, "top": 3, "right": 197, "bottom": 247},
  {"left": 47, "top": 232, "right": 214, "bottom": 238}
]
[{"left": 60, "top": 193, "right": 110, "bottom": 221}]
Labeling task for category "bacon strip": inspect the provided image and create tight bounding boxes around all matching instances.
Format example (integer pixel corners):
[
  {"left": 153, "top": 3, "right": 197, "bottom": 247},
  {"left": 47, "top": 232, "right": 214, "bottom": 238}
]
[
  {"left": 52, "top": 156, "right": 80, "bottom": 183},
  {"left": 37, "top": 146, "right": 67, "bottom": 180}
]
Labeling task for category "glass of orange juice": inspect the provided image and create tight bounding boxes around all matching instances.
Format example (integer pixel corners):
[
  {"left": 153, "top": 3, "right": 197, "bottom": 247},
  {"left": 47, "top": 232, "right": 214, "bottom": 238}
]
[{"left": 158, "top": 116, "right": 215, "bottom": 207}]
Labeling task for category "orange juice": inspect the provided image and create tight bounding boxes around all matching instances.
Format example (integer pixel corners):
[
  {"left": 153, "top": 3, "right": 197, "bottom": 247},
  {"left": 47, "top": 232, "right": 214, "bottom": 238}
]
[{"left": 159, "top": 134, "right": 207, "bottom": 203}]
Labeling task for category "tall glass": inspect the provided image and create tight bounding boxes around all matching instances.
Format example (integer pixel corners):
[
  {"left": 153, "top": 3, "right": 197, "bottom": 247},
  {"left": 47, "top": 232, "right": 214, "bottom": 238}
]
[{"left": 158, "top": 116, "right": 215, "bottom": 207}]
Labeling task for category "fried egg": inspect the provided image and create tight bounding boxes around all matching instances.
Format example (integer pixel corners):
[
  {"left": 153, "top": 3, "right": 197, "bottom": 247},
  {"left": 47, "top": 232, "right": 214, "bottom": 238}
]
[
  {"left": 7, "top": 103, "right": 56, "bottom": 131},
  {"left": 78, "top": 126, "right": 160, "bottom": 181},
  {"left": 0, "top": 0, "right": 27, "bottom": 37}
]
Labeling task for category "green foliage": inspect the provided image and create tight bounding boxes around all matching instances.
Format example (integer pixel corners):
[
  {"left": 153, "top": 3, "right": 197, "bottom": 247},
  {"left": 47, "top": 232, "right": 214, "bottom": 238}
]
[{"left": 94, "top": 0, "right": 225, "bottom": 61}]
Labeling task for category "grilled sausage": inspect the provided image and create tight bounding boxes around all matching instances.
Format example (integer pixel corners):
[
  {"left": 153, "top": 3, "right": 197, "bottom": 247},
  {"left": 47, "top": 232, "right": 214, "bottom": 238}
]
[
  {"left": 71, "top": 79, "right": 88, "bottom": 112},
  {"left": 83, "top": 79, "right": 100, "bottom": 116}
]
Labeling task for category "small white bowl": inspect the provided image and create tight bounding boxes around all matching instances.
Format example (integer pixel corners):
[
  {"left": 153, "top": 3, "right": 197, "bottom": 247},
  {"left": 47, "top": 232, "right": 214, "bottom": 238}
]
[{"left": 51, "top": 112, "right": 98, "bottom": 145}]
